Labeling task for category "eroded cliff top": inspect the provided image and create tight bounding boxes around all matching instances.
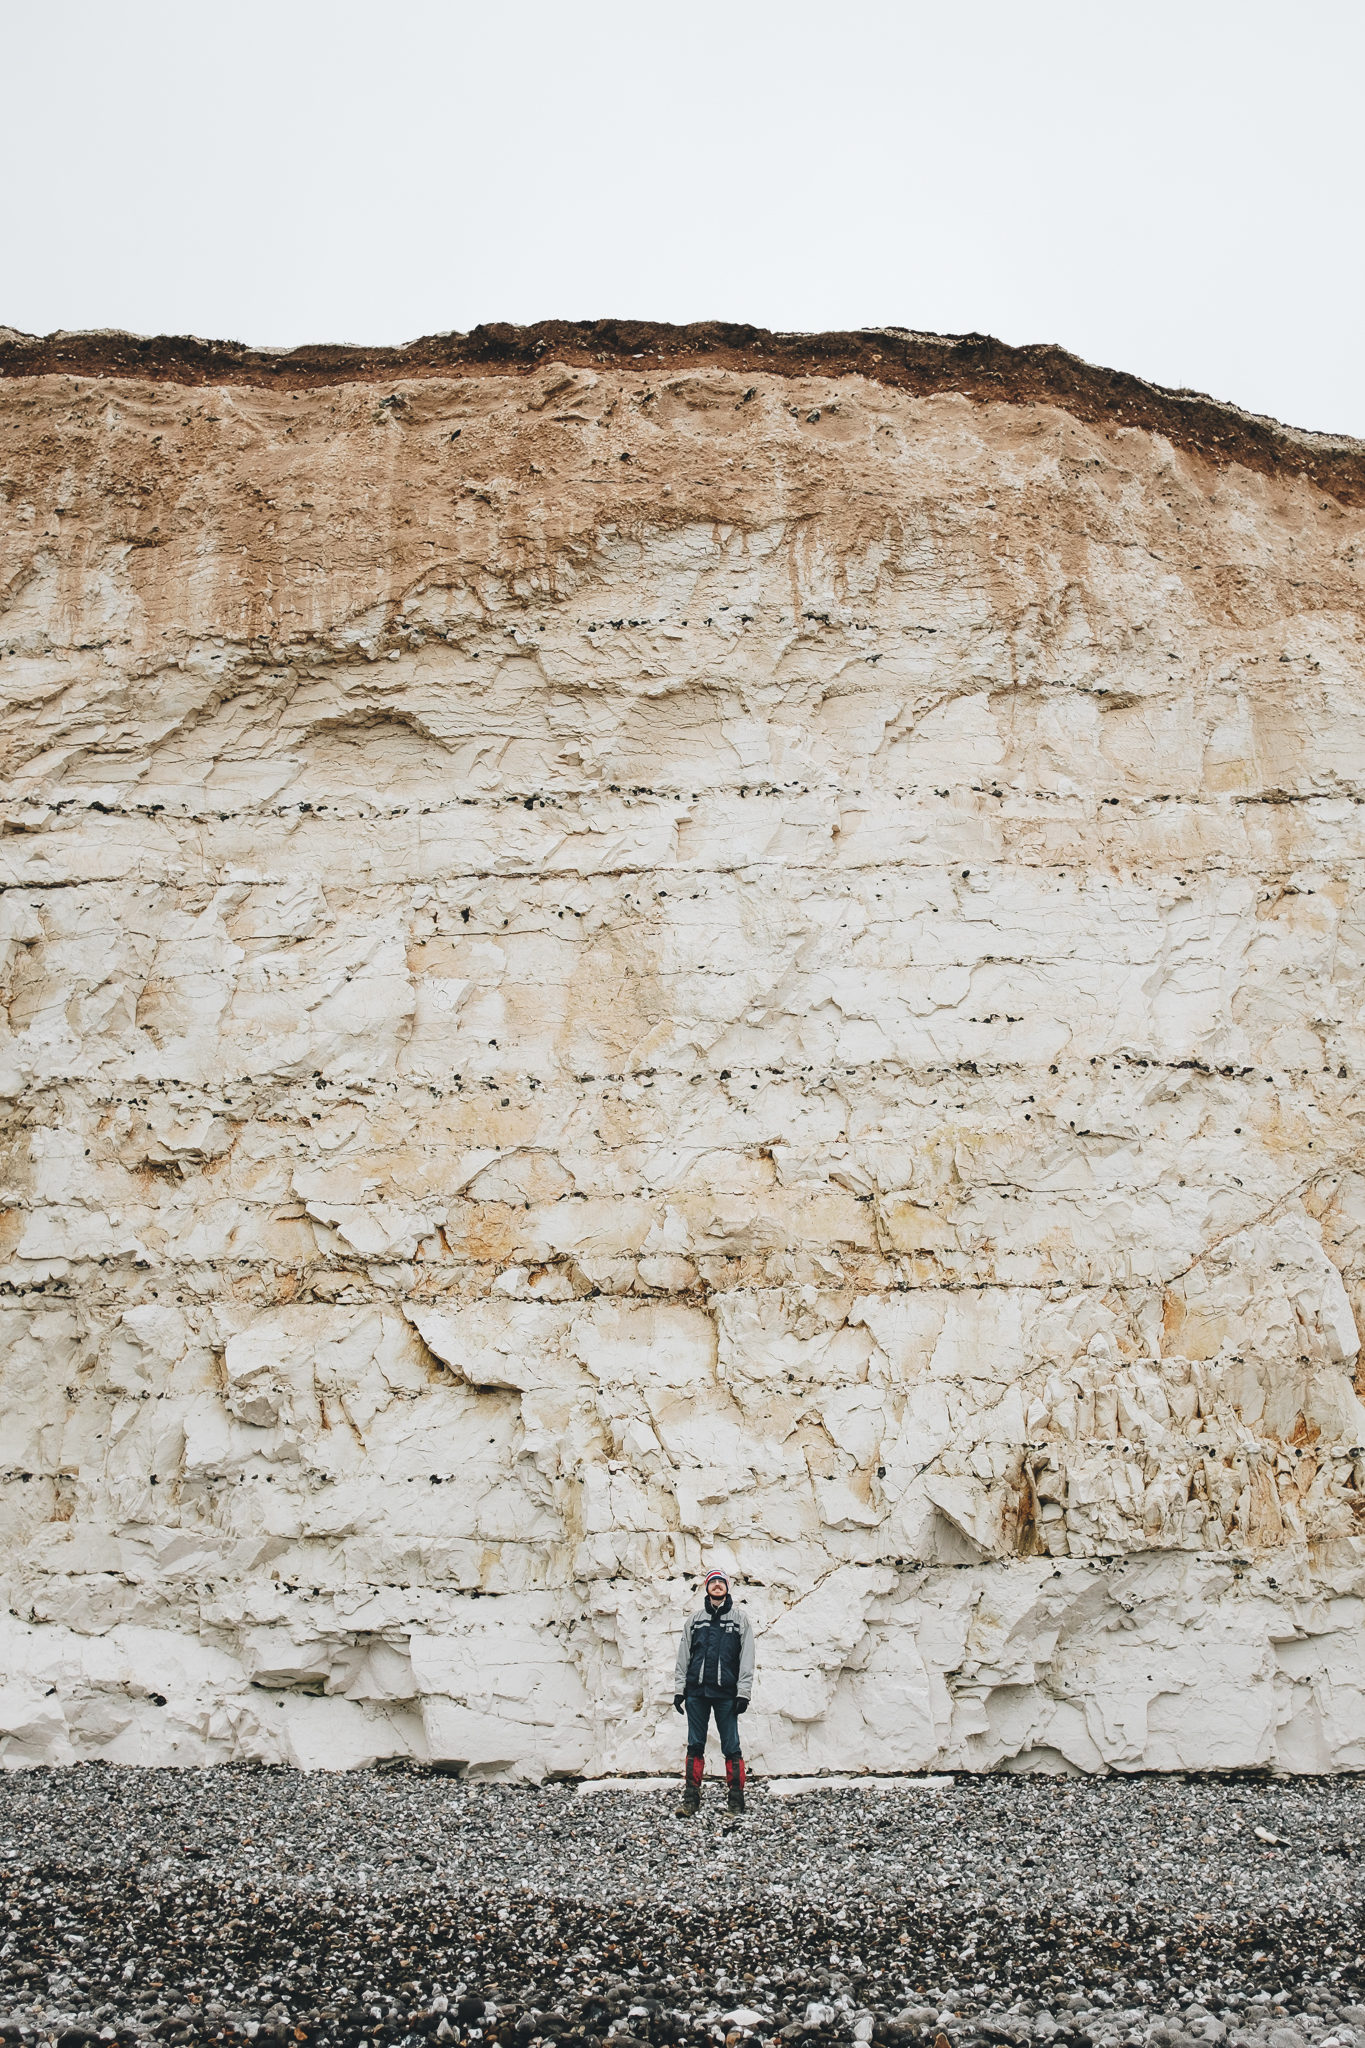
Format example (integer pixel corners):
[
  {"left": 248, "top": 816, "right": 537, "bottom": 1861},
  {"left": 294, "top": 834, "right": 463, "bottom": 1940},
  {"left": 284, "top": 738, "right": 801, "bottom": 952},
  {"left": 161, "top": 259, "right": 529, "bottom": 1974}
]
[{"left": 3, "top": 318, "right": 1363, "bottom": 504}]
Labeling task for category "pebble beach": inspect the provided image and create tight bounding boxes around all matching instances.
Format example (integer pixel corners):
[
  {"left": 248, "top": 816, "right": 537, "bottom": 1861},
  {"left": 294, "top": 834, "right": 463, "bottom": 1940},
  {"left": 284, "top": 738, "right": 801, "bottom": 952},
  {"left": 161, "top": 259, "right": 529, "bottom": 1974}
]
[{"left": 0, "top": 1772, "right": 1361, "bottom": 2048}]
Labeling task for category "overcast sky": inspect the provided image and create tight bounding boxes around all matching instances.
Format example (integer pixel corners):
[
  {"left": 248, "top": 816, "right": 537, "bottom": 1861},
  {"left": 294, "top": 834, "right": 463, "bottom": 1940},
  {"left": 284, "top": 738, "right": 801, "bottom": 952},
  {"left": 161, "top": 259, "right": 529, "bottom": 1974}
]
[{"left": 2, "top": 0, "right": 1361, "bottom": 436}]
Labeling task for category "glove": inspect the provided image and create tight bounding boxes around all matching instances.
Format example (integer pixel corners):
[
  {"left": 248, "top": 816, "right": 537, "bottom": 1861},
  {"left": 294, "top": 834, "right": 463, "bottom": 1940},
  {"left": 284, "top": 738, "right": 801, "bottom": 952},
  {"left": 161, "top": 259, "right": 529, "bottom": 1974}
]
[
  {"left": 674, "top": 1694, "right": 685, "bottom": 1713},
  {"left": 736, "top": 1698, "right": 749, "bottom": 1714}
]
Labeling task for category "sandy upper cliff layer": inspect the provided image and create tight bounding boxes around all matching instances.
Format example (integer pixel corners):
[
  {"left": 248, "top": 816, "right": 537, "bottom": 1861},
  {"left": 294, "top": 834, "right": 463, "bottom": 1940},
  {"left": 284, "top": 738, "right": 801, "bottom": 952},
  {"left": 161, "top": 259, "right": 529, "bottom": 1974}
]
[{"left": 1, "top": 325, "right": 1364, "bottom": 1775}]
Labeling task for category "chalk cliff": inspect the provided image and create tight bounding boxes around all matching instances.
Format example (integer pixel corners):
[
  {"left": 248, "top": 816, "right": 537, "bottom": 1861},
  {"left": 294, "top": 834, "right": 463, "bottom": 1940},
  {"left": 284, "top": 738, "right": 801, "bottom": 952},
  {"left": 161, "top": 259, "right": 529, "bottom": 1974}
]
[{"left": 1, "top": 323, "right": 1364, "bottom": 1774}]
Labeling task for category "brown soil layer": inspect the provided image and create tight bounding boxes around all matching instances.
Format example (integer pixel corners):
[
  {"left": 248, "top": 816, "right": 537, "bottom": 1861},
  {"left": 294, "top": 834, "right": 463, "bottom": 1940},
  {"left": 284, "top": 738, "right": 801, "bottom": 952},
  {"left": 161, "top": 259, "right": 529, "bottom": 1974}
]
[{"left": 3, "top": 319, "right": 1363, "bottom": 504}]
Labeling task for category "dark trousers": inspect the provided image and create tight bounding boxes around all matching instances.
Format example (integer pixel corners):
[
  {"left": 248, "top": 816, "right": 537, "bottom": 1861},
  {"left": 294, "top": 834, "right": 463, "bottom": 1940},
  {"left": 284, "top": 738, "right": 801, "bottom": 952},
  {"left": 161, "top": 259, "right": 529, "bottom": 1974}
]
[{"left": 685, "top": 1691, "right": 741, "bottom": 1758}]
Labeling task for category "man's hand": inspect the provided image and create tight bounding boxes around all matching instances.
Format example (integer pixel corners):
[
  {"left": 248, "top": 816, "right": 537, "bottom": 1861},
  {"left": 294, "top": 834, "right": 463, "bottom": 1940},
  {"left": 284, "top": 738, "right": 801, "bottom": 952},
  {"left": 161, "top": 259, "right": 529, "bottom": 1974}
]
[
  {"left": 736, "top": 1698, "right": 749, "bottom": 1714},
  {"left": 674, "top": 1694, "right": 685, "bottom": 1713}
]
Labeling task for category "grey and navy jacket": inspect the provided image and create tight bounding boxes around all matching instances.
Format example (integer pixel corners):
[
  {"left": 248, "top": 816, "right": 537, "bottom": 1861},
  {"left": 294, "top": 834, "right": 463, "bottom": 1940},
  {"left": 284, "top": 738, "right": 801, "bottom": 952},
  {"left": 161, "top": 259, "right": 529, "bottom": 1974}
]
[{"left": 674, "top": 1592, "right": 755, "bottom": 1701}]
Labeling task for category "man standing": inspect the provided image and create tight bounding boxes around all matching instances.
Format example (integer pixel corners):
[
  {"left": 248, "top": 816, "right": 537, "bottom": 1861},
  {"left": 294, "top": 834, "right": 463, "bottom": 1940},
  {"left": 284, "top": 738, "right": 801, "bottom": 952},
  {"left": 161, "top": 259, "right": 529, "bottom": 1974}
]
[{"left": 673, "top": 1569, "right": 755, "bottom": 1817}]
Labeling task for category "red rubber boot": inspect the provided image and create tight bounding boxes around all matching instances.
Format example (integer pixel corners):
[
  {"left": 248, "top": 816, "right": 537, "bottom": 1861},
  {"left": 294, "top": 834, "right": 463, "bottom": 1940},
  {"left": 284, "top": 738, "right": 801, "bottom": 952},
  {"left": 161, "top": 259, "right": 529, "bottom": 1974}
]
[
  {"left": 677, "top": 1750, "right": 704, "bottom": 1817},
  {"left": 725, "top": 1754, "right": 746, "bottom": 1815}
]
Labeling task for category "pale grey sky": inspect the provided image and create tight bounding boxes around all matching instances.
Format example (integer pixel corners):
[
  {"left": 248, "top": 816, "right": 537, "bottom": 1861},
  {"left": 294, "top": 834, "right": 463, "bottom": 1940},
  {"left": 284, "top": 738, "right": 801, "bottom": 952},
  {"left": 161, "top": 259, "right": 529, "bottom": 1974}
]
[{"left": 2, "top": 0, "right": 1361, "bottom": 436}]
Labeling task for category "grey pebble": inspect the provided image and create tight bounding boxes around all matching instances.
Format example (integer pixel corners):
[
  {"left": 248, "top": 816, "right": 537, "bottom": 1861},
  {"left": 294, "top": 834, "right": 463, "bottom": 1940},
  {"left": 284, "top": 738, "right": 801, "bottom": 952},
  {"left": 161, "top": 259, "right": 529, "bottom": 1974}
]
[{"left": 0, "top": 1771, "right": 1360, "bottom": 2046}]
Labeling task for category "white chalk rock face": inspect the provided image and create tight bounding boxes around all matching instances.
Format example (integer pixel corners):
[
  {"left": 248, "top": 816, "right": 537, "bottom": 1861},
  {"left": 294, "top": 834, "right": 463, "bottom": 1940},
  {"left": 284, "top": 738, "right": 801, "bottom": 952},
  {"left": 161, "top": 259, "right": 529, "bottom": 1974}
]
[{"left": 1, "top": 337, "right": 1364, "bottom": 1774}]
